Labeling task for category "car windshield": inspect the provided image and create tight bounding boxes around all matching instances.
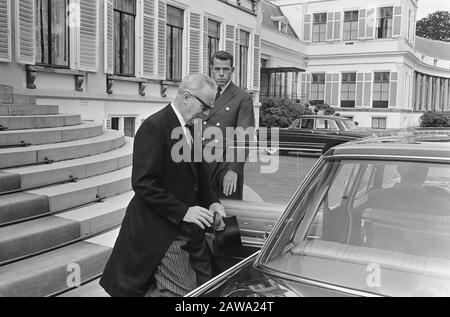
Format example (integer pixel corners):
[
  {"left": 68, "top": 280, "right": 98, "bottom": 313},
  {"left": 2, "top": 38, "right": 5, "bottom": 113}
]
[
  {"left": 259, "top": 159, "right": 450, "bottom": 297},
  {"left": 341, "top": 119, "right": 358, "bottom": 131}
]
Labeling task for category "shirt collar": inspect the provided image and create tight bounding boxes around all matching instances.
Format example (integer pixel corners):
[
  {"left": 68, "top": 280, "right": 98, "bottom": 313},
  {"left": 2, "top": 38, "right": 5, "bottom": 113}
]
[
  {"left": 220, "top": 81, "right": 232, "bottom": 94},
  {"left": 171, "top": 103, "right": 187, "bottom": 128}
]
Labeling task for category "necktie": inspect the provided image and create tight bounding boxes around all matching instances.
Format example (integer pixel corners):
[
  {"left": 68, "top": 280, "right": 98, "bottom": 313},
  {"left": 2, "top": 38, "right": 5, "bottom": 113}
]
[
  {"left": 185, "top": 124, "right": 194, "bottom": 147},
  {"left": 215, "top": 87, "right": 222, "bottom": 101}
]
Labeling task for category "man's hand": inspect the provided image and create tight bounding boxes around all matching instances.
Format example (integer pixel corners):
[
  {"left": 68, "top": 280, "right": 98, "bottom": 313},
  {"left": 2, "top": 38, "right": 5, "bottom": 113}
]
[
  {"left": 222, "top": 170, "right": 238, "bottom": 196},
  {"left": 183, "top": 206, "right": 214, "bottom": 229}
]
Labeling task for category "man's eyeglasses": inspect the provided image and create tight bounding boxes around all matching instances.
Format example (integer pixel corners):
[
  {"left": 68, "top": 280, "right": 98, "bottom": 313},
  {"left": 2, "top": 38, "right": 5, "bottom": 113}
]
[{"left": 185, "top": 92, "right": 213, "bottom": 111}]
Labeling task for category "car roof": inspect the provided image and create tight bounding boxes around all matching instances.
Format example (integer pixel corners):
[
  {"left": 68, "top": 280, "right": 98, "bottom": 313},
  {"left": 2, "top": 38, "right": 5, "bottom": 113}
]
[
  {"left": 299, "top": 115, "right": 349, "bottom": 121},
  {"left": 328, "top": 132, "right": 450, "bottom": 161}
]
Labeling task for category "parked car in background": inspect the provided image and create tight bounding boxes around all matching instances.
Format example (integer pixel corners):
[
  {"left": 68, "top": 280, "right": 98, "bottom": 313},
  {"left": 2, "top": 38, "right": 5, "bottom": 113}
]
[
  {"left": 259, "top": 115, "right": 372, "bottom": 155},
  {"left": 188, "top": 133, "right": 450, "bottom": 297}
]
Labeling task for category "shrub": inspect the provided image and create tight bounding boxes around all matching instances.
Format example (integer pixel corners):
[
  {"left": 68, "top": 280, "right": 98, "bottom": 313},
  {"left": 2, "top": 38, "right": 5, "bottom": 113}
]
[
  {"left": 313, "top": 103, "right": 336, "bottom": 115},
  {"left": 420, "top": 111, "right": 450, "bottom": 127},
  {"left": 259, "top": 98, "right": 312, "bottom": 128}
]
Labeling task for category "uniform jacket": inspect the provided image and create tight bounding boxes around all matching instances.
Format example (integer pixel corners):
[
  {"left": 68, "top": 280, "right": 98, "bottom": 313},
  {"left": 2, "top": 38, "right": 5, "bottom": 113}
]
[
  {"left": 100, "top": 105, "right": 219, "bottom": 297},
  {"left": 203, "top": 82, "right": 255, "bottom": 197}
]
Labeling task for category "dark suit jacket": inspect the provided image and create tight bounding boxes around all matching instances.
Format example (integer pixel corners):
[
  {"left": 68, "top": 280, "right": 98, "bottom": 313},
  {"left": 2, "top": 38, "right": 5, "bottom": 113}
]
[
  {"left": 203, "top": 82, "right": 255, "bottom": 199},
  {"left": 100, "top": 105, "right": 219, "bottom": 297}
]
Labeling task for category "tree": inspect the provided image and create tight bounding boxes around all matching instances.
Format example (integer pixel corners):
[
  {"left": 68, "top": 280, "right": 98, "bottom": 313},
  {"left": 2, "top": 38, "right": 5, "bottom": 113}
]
[{"left": 416, "top": 11, "right": 450, "bottom": 42}]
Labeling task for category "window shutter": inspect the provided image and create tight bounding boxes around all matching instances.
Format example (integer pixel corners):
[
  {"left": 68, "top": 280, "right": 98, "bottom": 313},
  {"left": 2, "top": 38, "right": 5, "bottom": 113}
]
[
  {"left": 0, "top": 0, "right": 11, "bottom": 62},
  {"left": 189, "top": 12, "right": 201, "bottom": 74},
  {"left": 393, "top": 6, "right": 402, "bottom": 37},
  {"left": 331, "top": 73, "right": 339, "bottom": 106},
  {"left": 225, "top": 24, "right": 235, "bottom": 61},
  {"left": 79, "top": 0, "right": 99, "bottom": 72},
  {"left": 105, "top": 118, "right": 112, "bottom": 130},
  {"left": 325, "top": 74, "right": 332, "bottom": 104},
  {"left": 202, "top": 16, "right": 208, "bottom": 74},
  {"left": 156, "top": 0, "right": 166, "bottom": 80},
  {"left": 306, "top": 73, "right": 311, "bottom": 101},
  {"left": 356, "top": 72, "right": 364, "bottom": 107},
  {"left": 141, "top": 0, "right": 156, "bottom": 79},
  {"left": 16, "top": 0, "right": 35, "bottom": 64},
  {"left": 333, "top": 12, "right": 341, "bottom": 41},
  {"left": 253, "top": 34, "right": 261, "bottom": 90},
  {"left": 104, "top": 0, "right": 114, "bottom": 74},
  {"left": 326, "top": 12, "right": 333, "bottom": 41},
  {"left": 365, "top": 8, "right": 375, "bottom": 39},
  {"left": 358, "top": 9, "right": 366, "bottom": 39},
  {"left": 303, "top": 14, "right": 311, "bottom": 42},
  {"left": 363, "top": 73, "right": 372, "bottom": 107},
  {"left": 389, "top": 72, "right": 398, "bottom": 108},
  {"left": 234, "top": 28, "right": 240, "bottom": 84}
]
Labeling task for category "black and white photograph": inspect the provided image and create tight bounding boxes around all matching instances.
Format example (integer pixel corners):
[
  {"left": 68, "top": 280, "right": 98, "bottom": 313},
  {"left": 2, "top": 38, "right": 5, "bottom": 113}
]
[{"left": 0, "top": 0, "right": 449, "bottom": 301}]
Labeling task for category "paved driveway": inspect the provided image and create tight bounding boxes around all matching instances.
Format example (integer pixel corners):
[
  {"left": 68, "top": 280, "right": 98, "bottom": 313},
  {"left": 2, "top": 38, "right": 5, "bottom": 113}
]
[{"left": 244, "top": 153, "right": 318, "bottom": 204}]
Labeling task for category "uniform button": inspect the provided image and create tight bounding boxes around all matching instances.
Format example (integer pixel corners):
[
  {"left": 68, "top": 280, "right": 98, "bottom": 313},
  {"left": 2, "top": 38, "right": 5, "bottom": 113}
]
[
  {"left": 216, "top": 123, "right": 221, "bottom": 127},
  {"left": 204, "top": 121, "right": 207, "bottom": 125},
  {"left": 211, "top": 105, "right": 215, "bottom": 108},
  {"left": 226, "top": 107, "right": 230, "bottom": 111},
  {"left": 202, "top": 137, "right": 206, "bottom": 141}
]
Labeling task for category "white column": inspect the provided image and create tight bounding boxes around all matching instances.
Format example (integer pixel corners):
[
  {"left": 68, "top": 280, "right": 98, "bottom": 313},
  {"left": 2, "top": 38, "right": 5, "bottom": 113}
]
[
  {"left": 435, "top": 77, "right": 441, "bottom": 111},
  {"left": 445, "top": 79, "right": 450, "bottom": 111},
  {"left": 415, "top": 73, "right": 421, "bottom": 110},
  {"left": 428, "top": 76, "right": 434, "bottom": 110},
  {"left": 421, "top": 75, "right": 427, "bottom": 110}
]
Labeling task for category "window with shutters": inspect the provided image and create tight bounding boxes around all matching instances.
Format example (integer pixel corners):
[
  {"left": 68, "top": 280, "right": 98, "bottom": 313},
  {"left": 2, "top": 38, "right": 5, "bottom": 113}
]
[
  {"left": 113, "top": 0, "right": 136, "bottom": 76},
  {"left": 208, "top": 19, "right": 220, "bottom": 76},
  {"left": 166, "top": 5, "right": 184, "bottom": 81},
  {"left": 377, "top": 7, "right": 393, "bottom": 39},
  {"left": 239, "top": 30, "right": 249, "bottom": 88},
  {"left": 373, "top": 72, "right": 390, "bottom": 108},
  {"left": 311, "top": 73, "right": 325, "bottom": 105},
  {"left": 312, "top": 13, "right": 327, "bottom": 43},
  {"left": 35, "top": 0, "right": 70, "bottom": 68},
  {"left": 341, "top": 72, "right": 356, "bottom": 108},
  {"left": 343, "top": 11, "right": 358, "bottom": 41},
  {"left": 372, "top": 117, "right": 387, "bottom": 129}
]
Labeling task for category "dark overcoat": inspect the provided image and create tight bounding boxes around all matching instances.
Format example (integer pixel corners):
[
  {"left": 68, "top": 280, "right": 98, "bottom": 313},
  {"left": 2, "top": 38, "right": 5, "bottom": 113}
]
[{"left": 100, "top": 105, "right": 218, "bottom": 297}]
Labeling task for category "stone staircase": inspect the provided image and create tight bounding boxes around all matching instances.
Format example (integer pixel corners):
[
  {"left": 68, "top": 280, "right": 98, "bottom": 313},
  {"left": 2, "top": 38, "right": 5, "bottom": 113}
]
[{"left": 0, "top": 85, "right": 133, "bottom": 297}]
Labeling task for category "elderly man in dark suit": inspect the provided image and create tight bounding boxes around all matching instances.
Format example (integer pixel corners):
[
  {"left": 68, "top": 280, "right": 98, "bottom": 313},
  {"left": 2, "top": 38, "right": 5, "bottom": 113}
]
[
  {"left": 204, "top": 51, "right": 255, "bottom": 200},
  {"left": 100, "top": 74, "right": 226, "bottom": 297}
]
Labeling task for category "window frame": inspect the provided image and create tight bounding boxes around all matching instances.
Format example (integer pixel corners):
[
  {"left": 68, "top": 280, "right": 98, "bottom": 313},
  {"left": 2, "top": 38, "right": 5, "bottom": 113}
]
[
  {"left": 311, "top": 73, "right": 325, "bottom": 104},
  {"left": 377, "top": 6, "right": 393, "bottom": 39},
  {"left": 312, "top": 13, "right": 327, "bottom": 43},
  {"left": 35, "top": 0, "right": 71, "bottom": 68},
  {"left": 207, "top": 19, "right": 221, "bottom": 77},
  {"left": 373, "top": 72, "right": 390, "bottom": 108},
  {"left": 239, "top": 29, "right": 250, "bottom": 89},
  {"left": 166, "top": 5, "right": 184, "bottom": 81},
  {"left": 372, "top": 116, "right": 387, "bottom": 129},
  {"left": 113, "top": 0, "right": 137, "bottom": 77},
  {"left": 341, "top": 72, "right": 356, "bottom": 108},
  {"left": 343, "top": 10, "right": 358, "bottom": 41}
]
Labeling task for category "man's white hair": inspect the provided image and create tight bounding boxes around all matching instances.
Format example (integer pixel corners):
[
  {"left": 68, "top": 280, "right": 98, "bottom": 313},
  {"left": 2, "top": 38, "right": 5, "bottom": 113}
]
[{"left": 178, "top": 73, "right": 217, "bottom": 94}]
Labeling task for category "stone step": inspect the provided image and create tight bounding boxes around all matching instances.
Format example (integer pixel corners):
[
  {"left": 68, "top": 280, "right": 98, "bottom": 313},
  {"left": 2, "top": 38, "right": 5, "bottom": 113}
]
[
  {"left": 0, "top": 191, "right": 132, "bottom": 264},
  {"left": 0, "top": 166, "right": 132, "bottom": 225},
  {"left": 2, "top": 137, "right": 133, "bottom": 191},
  {"left": 0, "top": 121, "right": 104, "bottom": 147},
  {"left": 0, "top": 114, "right": 81, "bottom": 130},
  {"left": 0, "top": 193, "right": 49, "bottom": 225},
  {"left": 58, "top": 278, "right": 108, "bottom": 297},
  {"left": 0, "top": 130, "right": 125, "bottom": 169},
  {"left": 0, "top": 104, "right": 58, "bottom": 116},
  {"left": 0, "top": 228, "right": 120, "bottom": 297},
  {"left": 12, "top": 95, "right": 37, "bottom": 105}
]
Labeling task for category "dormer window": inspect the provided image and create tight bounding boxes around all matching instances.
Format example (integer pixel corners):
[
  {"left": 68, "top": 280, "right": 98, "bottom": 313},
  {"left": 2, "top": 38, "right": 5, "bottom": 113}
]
[
  {"left": 272, "top": 16, "right": 289, "bottom": 34},
  {"left": 280, "top": 22, "right": 287, "bottom": 33}
]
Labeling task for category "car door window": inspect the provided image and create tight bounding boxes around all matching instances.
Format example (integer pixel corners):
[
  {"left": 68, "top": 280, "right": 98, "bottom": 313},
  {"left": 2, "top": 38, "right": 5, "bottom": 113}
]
[
  {"left": 316, "top": 119, "right": 339, "bottom": 131},
  {"left": 301, "top": 118, "right": 314, "bottom": 129}
]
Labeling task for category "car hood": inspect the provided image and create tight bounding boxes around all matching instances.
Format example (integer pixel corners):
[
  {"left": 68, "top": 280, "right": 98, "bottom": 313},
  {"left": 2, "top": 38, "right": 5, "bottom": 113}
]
[{"left": 191, "top": 254, "right": 357, "bottom": 297}]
